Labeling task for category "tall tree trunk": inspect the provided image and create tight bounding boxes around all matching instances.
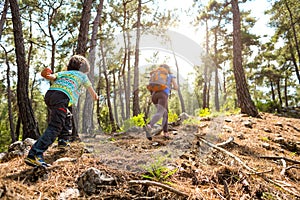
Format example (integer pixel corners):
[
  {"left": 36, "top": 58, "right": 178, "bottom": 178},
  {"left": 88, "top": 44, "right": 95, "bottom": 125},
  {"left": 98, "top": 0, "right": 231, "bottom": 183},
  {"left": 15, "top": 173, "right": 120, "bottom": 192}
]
[
  {"left": 0, "top": 0, "right": 9, "bottom": 41},
  {"left": 126, "top": 30, "right": 131, "bottom": 119},
  {"left": 231, "top": 0, "right": 258, "bottom": 117},
  {"left": 72, "top": 0, "right": 93, "bottom": 140},
  {"left": 276, "top": 78, "right": 282, "bottom": 110},
  {"left": 1, "top": 45, "right": 16, "bottom": 142},
  {"left": 284, "top": 75, "right": 288, "bottom": 107},
  {"left": 132, "top": 0, "right": 141, "bottom": 116},
  {"left": 213, "top": 28, "right": 220, "bottom": 112},
  {"left": 82, "top": 0, "right": 104, "bottom": 135},
  {"left": 270, "top": 81, "right": 275, "bottom": 102},
  {"left": 99, "top": 16, "right": 117, "bottom": 133},
  {"left": 118, "top": 0, "right": 130, "bottom": 120},
  {"left": 287, "top": 36, "right": 300, "bottom": 84},
  {"left": 284, "top": 0, "right": 300, "bottom": 72},
  {"left": 203, "top": 19, "right": 209, "bottom": 109},
  {"left": 170, "top": 41, "right": 185, "bottom": 113},
  {"left": 122, "top": 1, "right": 129, "bottom": 120},
  {"left": 9, "top": 0, "right": 40, "bottom": 140},
  {"left": 112, "top": 69, "right": 119, "bottom": 125},
  {"left": 99, "top": 46, "right": 117, "bottom": 132}
]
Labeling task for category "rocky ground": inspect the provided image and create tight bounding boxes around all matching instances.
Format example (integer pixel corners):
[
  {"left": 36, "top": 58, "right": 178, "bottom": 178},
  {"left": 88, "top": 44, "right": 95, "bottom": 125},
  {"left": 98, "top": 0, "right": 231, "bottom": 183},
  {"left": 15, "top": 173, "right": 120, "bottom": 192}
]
[{"left": 0, "top": 112, "right": 300, "bottom": 199}]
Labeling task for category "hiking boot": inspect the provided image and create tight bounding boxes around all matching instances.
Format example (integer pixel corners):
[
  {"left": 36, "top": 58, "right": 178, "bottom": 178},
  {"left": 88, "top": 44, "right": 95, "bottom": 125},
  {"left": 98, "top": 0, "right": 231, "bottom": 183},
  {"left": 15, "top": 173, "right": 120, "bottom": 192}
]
[
  {"left": 24, "top": 155, "right": 51, "bottom": 167},
  {"left": 57, "top": 139, "right": 70, "bottom": 149},
  {"left": 144, "top": 124, "right": 152, "bottom": 140}
]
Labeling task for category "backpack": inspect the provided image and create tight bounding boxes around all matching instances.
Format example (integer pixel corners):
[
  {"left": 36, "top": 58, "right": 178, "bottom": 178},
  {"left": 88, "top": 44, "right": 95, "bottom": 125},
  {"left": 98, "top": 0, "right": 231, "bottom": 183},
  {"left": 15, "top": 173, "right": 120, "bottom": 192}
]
[{"left": 146, "top": 67, "right": 169, "bottom": 92}]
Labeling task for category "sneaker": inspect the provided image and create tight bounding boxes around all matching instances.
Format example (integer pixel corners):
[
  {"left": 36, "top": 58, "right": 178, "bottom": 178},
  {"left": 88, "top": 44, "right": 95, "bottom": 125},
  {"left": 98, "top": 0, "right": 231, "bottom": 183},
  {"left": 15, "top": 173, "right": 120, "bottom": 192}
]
[
  {"left": 24, "top": 155, "right": 51, "bottom": 167},
  {"left": 144, "top": 124, "right": 152, "bottom": 140},
  {"left": 57, "top": 139, "right": 70, "bottom": 149}
]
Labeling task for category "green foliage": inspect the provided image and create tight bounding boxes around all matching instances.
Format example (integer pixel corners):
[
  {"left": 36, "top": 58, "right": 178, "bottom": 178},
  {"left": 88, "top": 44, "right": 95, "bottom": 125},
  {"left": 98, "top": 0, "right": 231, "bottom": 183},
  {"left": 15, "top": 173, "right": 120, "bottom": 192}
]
[
  {"left": 256, "top": 100, "right": 280, "bottom": 113},
  {"left": 182, "top": 117, "right": 202, "bottom": 126},
  {"left": 142, "top": 155, "right": 177, "bottom": 183},
  {"left": 98, "top": 106, "right": 112, "bottom": 133},
  {"left": 260, "top": 136, "right": 269, "bottom": 142},
  {"left": 168, "top": 111, "right": 178, "bottom": 123},
  {"left": 122, "top": 113, "right": 146, "bottom": 131},
  {"left": 198, "top": 108, "right": 211, "bottom": 117},
  {"left": 0, "top": 123, "right": 11, "bottom": 153},
  {"left": 131, "top": 113, "right": 146, "bottom": 127}
]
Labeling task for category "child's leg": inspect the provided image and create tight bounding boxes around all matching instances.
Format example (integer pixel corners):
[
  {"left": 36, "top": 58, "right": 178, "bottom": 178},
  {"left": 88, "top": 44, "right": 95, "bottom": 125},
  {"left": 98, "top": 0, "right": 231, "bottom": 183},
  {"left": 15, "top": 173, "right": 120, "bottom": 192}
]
[
  {"left": 28, "top": 105, "right": 68, "bottom": 156},
  {"left": 28, "top": 91, "right": 69, "bottom": 157},
  {"left": 58, "top": 108, "right": 72, "bottom": 142}
]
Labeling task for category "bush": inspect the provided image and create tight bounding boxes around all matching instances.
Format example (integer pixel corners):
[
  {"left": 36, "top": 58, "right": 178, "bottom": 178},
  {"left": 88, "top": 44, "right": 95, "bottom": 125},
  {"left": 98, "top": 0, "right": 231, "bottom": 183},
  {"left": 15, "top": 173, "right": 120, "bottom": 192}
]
[{"left": 256, "top": 100, "right": 280, "bottom": 113}]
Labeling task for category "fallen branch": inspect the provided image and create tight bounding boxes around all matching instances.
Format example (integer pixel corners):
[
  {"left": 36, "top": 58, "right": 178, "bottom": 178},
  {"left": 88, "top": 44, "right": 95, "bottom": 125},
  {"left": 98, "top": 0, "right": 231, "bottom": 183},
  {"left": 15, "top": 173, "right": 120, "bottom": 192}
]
[
  {"left": 216, "top": 136, "right": 234, "bottom": 147},
  {"left": 286, "top": 165, "right": 300, "bottom": 171},
  {"left": 280, "top": 159, "right": 287, "bottom": 176},
  {"left": 197, "top": 136, "right": 257, "bottom": 173},
  {"left": 129, "top": 180, "right": 188, "bottom": 197},
  {"left": 197, "top": 136, "right": 300, "bottom": 198},
  {"left": 258, "top": 156, "right": 300, "bottom": 164}
]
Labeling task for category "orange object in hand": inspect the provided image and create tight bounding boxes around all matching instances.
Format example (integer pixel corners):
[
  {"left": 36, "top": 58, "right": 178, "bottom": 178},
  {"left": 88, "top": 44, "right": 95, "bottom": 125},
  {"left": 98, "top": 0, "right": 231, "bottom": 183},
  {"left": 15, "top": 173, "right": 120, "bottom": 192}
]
[{"left": 41, "top": 68, "right": 53, "bottom": 78}]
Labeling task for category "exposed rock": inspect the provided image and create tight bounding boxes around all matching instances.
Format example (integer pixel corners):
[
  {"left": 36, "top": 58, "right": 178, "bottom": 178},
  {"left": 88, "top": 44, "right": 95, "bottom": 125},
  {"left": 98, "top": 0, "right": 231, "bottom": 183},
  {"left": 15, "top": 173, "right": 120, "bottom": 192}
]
[
  {"left": 222, "top": 125, "right": 233, "bottom": 133},
  {"left": 76, "top": 167, "right": 116, "bottom": 195},
  {"left": 243, "top": 120, "right": 253, "bottom": 128},
  {"left": 262, "top": 143, "right": 271, "bottom": 150},
  {"left": 263, "top": 128, "right": 272, "bottom": 133},
  {"left": 59, "top": 188, "right": 80, "bottom": 200},
  {"left": 275, "top": 121, "right": 283, "bottom": 127}
]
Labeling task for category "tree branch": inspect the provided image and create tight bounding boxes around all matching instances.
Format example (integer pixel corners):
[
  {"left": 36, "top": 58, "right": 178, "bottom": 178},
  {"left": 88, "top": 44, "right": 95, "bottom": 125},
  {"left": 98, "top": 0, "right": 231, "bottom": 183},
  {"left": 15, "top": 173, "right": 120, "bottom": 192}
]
[
  {"left": 129, "top": 180, "right": 189, "bottom": 197},
  {"left": 197, "top": 136, "right": 300, "bottom": 198}
]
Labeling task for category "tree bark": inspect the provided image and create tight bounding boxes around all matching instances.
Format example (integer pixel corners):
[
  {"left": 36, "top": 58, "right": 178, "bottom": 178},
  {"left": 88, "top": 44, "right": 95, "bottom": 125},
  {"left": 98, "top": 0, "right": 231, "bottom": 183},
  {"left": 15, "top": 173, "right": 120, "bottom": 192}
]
[
  {"left": 284, "top": 0, "right": 300, "bottom": 77},
  {"left": 82, "top": 0, "right": 104, "bottom": 135},
  {"left": 9, "top": 0, "right": 40, "bottom": 140},
  {"left": 72, "top": 0, "right": 93, "bottom": 139},
  {"left": 1, "top": 45, "right": 16, "bottom": 142},
  {"left": 231, "top": 0, "right": 258, "bottom": 117},
  {"left": 132, "top": 0, "right": 141, "bottom": 116},
  {"left": 0, "top": 0, "right": 9, "bottom": 41}
]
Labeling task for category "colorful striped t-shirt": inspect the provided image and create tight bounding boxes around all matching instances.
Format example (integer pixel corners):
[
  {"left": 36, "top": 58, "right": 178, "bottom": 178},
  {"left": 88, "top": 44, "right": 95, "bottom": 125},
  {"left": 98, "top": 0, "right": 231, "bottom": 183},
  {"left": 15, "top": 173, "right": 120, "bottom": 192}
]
[{"left": 49, "top": 70, "right": 92, "bottom": 105}]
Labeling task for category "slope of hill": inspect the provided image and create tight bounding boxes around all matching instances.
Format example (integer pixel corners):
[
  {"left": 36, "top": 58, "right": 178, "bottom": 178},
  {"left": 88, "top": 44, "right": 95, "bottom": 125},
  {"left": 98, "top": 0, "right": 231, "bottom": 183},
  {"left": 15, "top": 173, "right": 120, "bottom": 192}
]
[{"left": 0, "top": 112, "right": 299, "bottom": 199}]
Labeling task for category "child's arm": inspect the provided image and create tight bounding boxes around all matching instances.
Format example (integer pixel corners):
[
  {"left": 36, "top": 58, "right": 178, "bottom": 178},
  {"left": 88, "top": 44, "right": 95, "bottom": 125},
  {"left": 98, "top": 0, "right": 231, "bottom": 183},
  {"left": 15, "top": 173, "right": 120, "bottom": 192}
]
[
  {"left": 87, "top": 86, "right": 99, "bottom": 101},
  {"left": 41, "top": 68, "right": 57, "bottom": 81},
  {"left": 45, "top": 74, "right": 57, "bottom": 81}
]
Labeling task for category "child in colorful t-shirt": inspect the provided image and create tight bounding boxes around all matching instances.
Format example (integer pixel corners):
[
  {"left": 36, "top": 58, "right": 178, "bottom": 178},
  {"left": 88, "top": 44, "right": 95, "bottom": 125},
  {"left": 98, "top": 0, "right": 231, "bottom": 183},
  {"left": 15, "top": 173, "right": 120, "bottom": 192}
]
[{"left": 25, "top": 55, "right": 98, "bottom": 167}]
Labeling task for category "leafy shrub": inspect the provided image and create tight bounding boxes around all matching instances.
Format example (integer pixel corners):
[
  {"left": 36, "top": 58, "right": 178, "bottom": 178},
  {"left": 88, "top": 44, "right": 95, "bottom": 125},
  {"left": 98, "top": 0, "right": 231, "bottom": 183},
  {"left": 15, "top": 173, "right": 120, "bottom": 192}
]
[
  {"left": 142, "top": 155, "right": 177, "bottom": 183},
  {"left": 167, "top": 111, "right": 178, "bottom": 123},
  {"left": 122, "top": 113, "right": 146, "bottom": 131},
  {"left": 198, "top": 108, "right": 210, "bottom": 117},
  {"left": 256, "top": 100, "right": 280, "bottom": 113}
]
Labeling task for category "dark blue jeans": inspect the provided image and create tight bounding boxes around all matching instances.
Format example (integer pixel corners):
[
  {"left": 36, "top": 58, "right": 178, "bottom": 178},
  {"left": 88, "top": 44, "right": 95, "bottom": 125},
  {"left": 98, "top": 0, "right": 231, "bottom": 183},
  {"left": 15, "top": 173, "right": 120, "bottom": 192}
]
[{"left": 28, "top": 90, "right": 71, "bottom": 157}]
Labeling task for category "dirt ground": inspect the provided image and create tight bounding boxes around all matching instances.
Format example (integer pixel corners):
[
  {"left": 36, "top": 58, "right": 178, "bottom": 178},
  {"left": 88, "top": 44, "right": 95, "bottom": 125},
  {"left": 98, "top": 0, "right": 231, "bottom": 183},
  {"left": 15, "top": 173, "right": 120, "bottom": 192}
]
[{"left": 0, "top": 112, "right": 300, "bottom": 199}]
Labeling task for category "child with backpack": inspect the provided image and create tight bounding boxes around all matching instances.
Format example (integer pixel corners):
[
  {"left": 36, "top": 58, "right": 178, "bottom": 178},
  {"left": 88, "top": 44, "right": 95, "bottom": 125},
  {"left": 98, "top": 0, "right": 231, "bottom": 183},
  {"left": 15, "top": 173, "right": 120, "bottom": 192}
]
[
  {"left": 145, "top": 64, "right": 178, "bottom": 140},
  {"left": 25, "top": 55, "right": 98, "bottom": 167}
]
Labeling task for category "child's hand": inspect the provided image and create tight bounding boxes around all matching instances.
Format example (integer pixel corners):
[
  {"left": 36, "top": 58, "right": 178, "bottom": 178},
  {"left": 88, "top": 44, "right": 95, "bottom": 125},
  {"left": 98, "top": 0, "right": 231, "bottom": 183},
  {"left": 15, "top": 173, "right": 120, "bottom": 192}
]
[{"left": 41, "top": 68, "right": 52, "bottom": 78}]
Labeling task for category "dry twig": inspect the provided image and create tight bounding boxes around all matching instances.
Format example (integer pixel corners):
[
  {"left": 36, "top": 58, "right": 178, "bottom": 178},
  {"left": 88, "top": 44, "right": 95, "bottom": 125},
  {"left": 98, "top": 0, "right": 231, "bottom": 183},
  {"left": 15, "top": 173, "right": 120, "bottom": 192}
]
[
  {"left": 259, "top": 156, "right": 300, "bottom": 164},
  {"left": 197, "top": 136, "right": 300, "bottom": 198},
  {"left": 216, "top": 136, "right": 234, "bottom": 147},
  {"left": 129, "top": 180, "right": 188, "bottom": 197}
]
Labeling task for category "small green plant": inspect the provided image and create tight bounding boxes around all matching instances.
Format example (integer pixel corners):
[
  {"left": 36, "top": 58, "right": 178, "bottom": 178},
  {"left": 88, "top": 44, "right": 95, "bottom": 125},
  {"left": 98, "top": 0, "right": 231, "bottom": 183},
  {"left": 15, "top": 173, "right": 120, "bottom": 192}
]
[
  {"left": 260, "top": 136, "right": 269, "bottom": 142},
  {"left": 182, "top": 117, "right": 201, "bottom": 126},
  {"left": 168, "top": 111, "right": 178, "bottom": 123},
  {"left": 198, "top": 108, "right": 210, "bottom": 117},
  {"left": 122, "top": 113, "right": 146, "bottom": 131},
  {"left": 290, "top": 152, "right": 297, "bottom": 157},
  {"left": 131, "top": 113, "right": 146, "bottom": 127},
  {"left": 142, "top": 155, "right": 177, "bottom": 183}
]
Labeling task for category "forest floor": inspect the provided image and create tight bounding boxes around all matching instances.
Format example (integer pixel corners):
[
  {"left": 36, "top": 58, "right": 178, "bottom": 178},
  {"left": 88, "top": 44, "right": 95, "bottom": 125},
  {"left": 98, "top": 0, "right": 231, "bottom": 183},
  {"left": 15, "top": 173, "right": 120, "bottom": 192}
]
[{"left": 0, "top": 111, "right": 300, "bottom": 199}]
